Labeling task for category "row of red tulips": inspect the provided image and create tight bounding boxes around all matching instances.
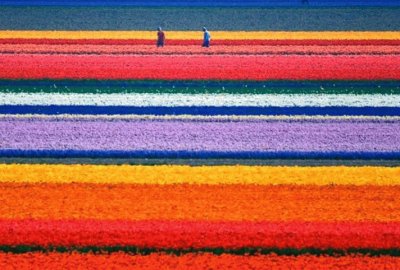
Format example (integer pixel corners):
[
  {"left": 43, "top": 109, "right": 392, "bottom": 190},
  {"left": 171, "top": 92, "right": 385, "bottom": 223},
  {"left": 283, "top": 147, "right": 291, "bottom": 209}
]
[
  {"left": 0, "top": 220, "right": 399, "bottom": 248},
  {"left": 1, "top": 54, "right": 399, "bottom": 80}
]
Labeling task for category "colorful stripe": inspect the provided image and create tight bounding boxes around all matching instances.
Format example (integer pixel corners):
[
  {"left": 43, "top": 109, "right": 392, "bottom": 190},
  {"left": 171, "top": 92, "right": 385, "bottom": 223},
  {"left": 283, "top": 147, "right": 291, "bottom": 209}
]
[
  {"left": 1, "top": 31, "right": 399, "bottom": 40},
  {"left": 1, "top": 54, "right": 399, "bottom": 80},
  {"left": 0, "top": 183, "right": 400, "bottom": 221},
  {"left": 1, "top": 93, "right": 399, "bottom": 107},
  {"left": 1, "top": 118, "right": 398, "bottom": 154},
  {"left": 3, "top": 39, "right": 400, "bottom": 46},
  {"left": 0, "top": 220, "right": 399, "bottom": 248},
  {"left": 1, "top": 164, "right": 399, "bottom": 185}
]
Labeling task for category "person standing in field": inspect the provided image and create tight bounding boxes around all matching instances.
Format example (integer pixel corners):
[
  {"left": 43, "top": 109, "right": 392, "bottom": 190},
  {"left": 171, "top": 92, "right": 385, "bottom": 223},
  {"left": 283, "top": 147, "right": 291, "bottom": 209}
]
[
  {"left": 202, "top": 27, "right": 211, "bottom": 48},
  {"left": 157, "top": 27, "right": 165, "bottom": 47}
]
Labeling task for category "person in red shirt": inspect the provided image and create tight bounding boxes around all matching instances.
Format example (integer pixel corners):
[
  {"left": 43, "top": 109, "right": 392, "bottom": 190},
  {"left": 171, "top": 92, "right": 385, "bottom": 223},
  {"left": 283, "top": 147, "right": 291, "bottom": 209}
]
[{"left": 157, "top": 27, "right": 165, "bottom": 47}]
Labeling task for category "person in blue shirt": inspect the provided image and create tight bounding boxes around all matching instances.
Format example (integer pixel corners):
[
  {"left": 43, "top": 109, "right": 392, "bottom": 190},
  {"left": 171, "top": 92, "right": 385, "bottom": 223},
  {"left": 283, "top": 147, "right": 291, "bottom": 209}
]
[{"left": 202, "top": 27, "right": 211, "bottom": 48}]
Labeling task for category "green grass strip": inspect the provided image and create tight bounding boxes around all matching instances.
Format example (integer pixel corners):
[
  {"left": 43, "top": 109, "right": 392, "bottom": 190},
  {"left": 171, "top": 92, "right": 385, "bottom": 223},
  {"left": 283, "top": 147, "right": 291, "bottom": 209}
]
[
  {"left": 0, "top": 80, "right": 399, "bottom": 94},
  {"left": 1, "top": 246, "right": 400, "bottom": 256}
]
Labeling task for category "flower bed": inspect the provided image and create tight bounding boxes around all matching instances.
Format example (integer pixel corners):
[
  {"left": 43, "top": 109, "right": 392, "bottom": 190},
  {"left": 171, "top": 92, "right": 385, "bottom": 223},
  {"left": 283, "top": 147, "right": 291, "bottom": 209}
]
[
  {"left": 1, "top": 118, "right": 398, "bottom": 154},
  {"left": 0, "top": 183, "right": 399, "bottom": 221},
  {"left": 1, "top": 164, "right": 399, "bottom": 185},
  {"left": 1, "top": 54, "right": 399, "bottom": 80},
  {"left": 0, "top": 28, "right": 399, "bottom": 267},
  {"left": 0, "top": 220, "right": 400, "bottom": 248},
  {"left": 1, "top": 93, "right": 399, "bottom": 107}
]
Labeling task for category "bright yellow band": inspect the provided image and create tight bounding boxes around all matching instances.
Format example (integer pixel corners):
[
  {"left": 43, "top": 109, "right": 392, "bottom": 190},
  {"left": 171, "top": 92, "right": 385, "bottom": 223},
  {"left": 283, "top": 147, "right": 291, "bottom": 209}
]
[
  {"left": 0, "top": 31, "right": 399, "bottom": 40},
  {"left": 0, "top": 164, "right": 399, "bottom": 185}
]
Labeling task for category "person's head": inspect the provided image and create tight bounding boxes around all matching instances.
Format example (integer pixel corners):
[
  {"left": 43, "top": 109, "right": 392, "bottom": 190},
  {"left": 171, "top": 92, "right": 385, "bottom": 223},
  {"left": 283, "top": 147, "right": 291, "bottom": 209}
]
[
  {"left": 203, "top": 27, "right": 207, "bottom": 32},
  {"left": 158, "top": 27, "right": 162, "bottom": 31}
]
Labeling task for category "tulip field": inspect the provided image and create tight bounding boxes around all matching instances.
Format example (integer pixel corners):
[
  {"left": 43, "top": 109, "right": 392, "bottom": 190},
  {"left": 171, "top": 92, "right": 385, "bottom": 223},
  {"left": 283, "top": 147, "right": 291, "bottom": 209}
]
[{"left": 0, "top": 1, "right": 400, "bottom": 269}]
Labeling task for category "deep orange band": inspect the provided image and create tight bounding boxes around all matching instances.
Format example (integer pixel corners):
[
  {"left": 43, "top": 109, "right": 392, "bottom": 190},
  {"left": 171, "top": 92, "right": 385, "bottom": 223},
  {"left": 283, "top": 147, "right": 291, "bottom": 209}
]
[{"left": 0, "top": 183, "right": 399, "bottom": 221}]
